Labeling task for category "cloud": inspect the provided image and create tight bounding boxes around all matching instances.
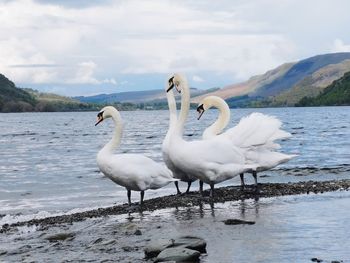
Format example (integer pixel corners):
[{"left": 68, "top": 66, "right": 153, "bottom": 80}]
[
  {"left": 193, "top": 75, "right": 204, "bottom": 82},
  {"left": 331, "top": 39, "right": 350, "bottom": 52},
  {"left": 1, "top": 0, "right": 350, "bottom": 95},
  {"left": 68, "top": 61, "right": 117, "bottom": 85}
]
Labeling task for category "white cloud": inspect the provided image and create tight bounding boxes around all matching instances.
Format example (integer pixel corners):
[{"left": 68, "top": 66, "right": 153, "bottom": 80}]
[
  {"left": 0, "top": 0, "right": 350, "bottom": 94},
  {"left": 331, "top": 39, "right": 350, "bottom": 52},
  {"left": 193, "top": 75, "right": 204, "bottom": 82},
  {"left": 68, "top": 61, "right": 117, "bottom": 85}
]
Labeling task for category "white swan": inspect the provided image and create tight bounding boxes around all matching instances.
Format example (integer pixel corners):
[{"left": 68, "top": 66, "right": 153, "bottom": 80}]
[
  {"left": 95, "top": 106, "right": 176, "bottom": 205},
  {"left": 166, "top": 74, "right": 254, "bottom": 197},
  {"left": 162, "top": 76, "right": 197, "bottom": 194},
  {"left": 196, "top": 95, "right": 296, "bottom": 187}
]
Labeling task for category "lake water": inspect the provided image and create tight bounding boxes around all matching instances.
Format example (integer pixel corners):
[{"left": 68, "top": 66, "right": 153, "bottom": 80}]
[{"left": 1, "top": 107, "right": 350, "bottom": 225}]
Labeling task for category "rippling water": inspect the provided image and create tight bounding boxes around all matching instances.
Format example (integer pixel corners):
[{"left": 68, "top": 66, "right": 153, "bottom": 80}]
[{"left": 1, "top": 107, "right": 350, "bottom": 220}]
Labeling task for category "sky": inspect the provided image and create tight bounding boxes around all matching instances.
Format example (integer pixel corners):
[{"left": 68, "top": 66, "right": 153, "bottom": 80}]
[{"left": 1, "top": 0, "right": 350, "bottom": 96}]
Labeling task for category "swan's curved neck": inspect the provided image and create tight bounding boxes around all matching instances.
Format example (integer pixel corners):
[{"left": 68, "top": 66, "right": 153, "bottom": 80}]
[
  {"left": 101, "top": 110, "right": 123, "bottom": 154},
  {"left": 176, "top": 77, "right": 190, "bottom": 136},
  {"left": 203, "top": 98, "right": 230, "bottom": 139},
  {"left": 167, "top": 89, "right": 177, "bottom": 131}
]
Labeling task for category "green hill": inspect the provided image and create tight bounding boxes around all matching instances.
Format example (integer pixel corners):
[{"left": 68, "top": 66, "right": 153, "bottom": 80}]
[
  {"left": 0, "top": 74, "right": 98, "bottom": 112},
  {"left": 296, "top": 71, "right": 350, "bottom": 106},
  {"left": 0, "top": 74, "right": 36, "bottom": 112}
]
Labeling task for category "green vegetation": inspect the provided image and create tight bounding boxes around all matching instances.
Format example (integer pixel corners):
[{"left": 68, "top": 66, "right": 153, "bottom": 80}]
[
  {"left": 296, "top": 72, "right": 350, "bottom": 106},
  {"left": 0, "top": 74, "right": 36, "bottom": 112}
]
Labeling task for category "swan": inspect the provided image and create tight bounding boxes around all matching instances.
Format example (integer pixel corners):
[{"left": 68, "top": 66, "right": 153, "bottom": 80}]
[
  {"left": 166, "top": 74, "right": 254, "bottom": 197},
  {"left": 196, "top": 95, "right": 296, "bottom": 187},
  {"left": 162, "top": 76, "right": 197, "bottom": 194},
  {"left": 95, "top": 106, "right": 176, "bottom": 205}
]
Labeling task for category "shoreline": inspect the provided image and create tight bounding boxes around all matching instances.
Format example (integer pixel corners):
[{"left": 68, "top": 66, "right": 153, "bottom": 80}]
[{"left": 2, "top": 179, "right": 350, "bottom": 232}]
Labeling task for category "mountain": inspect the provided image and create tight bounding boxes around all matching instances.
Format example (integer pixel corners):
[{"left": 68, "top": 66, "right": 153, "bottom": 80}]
[
  {"left": 192, "top": 52, "right": 350, "bottom": 107},
  {"left": 74, "top": 88, "right": 218, "bottom": 104},
  {"left": 296, "top": 71, "right": 350, "bottom": 106}
]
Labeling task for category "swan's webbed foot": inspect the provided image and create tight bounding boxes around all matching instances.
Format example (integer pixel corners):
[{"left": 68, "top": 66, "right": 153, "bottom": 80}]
[
  {"left": 199, "top": 181, "right": 204, "bottom": 196},
  {"left": 175, "top": 181, "right": 182, "bottom": 195},
  {"left": 185, "top": 182, "right": 192, "bottom": 194}
]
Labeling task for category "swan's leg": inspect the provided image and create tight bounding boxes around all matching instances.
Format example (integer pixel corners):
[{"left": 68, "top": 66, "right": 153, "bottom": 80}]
[
  {"left": 252, "top": 171, "right": 258, "bottom": 188},
  {"left": 127, "top": 189, "right": 131, "bottom": 206},
  {"left": 199, "top": 181, "right": 204, "bottom": 196},
  {"left": 210, "top": 183, "right": 215, "bottom": 198},
  {"left": 185, "top": 181, "right": 192, "bottom": 193},
  {"left": 140, "top": 191, "right": 145, "bottom": 205},
  {"left": 174, "top": 181, "right": 181, "bottom": 195},
  {"left": 240, "top": 173, "right": 245, "bottom": 188}
]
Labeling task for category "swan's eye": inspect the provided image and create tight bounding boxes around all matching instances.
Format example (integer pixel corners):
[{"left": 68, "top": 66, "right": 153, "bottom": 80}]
[{"left": 166, "top": 76, "right": 175, "bottom": 92}]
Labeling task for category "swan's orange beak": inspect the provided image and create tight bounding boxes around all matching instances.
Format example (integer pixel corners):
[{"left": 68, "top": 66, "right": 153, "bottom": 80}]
[{"left": 197, "top": 104, "right": 205, "bottom": 120}]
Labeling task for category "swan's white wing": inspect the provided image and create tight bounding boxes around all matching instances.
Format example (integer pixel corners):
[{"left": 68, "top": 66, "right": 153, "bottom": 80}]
[
  {"left": 245, "top": 149, "right": 297, "bottom": 171},
  {"left": 219, "top": 112, "right": 288, "bottom": 148},
  {"left": 169, "top": 137, "right": 253, "bottom": 184},
  {"left": 97, "top": 153, "right": 175, "bottom": 191}
]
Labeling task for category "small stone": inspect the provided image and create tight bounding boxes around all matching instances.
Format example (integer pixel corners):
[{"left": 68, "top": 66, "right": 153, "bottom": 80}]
[
  {"left": 92, "top": 237, "right": 104, "bottom": 244},
  {"left": 122, "top": 246, "right": 133, "bottom": 252},
  {"left": 0, "top": 250, "right": 7, "bottom": 256},
  {"left": 155, "top": 247, "right": 200, "bottom": 262},
  {"left": 44, "top": 232, "right": 75, "bottom": 242},
  {"left": 223, "top": 219, "right": 255, "bottom": 225},
  {"left": 134, "top": 229, "right": 142, "bottom": 235}
]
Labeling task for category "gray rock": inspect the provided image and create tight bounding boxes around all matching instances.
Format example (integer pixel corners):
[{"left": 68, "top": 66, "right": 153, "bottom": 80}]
[
  {"left": 44, "top": 232, "right": 75, "bottom": 242},
  {"left": 223, "top": 219, "right": 255, "bottom": 225},
  {"left": 134, "top": 229, "right": 142, "bottom": 235},
  {"left": 144, "top": 238, "right": 174, "bottom": 258},
  {"left": 155, "top": 247, "right": 200, "bottom": 262},
  {"left": 0, "top": 249, "right": 7, "bottom": 256},
  {"left": 173, "top": 236, "right": 207, "bottom": 253},
  {"left": 144, "top": 236, "right": 206, "bottom": 258}
]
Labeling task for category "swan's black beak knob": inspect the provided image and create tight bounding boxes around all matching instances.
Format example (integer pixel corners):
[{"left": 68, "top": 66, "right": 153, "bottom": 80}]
[
  {"left": 95, "top": 111, "right": 104, "bottom": 126},
  {"left": 167, "top": 76, "right": 175, "bottom": 92},
  {"left": 197, "top": 104, "right": 205, "bottom": 120}
]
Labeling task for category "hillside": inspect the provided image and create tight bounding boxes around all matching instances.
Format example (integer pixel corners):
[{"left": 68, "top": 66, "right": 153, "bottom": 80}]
[
  {"left": 0, "top": 74, "right": 97, "bottom": 112},
  {"left": 296, "top": 71, "right": 350, "bottom": 106},
  {"left": 192, "top": 52, "right": 350, "bottom": 107},
  {"left": 0, "top": 74, "right": 36, "bottom": 112}
]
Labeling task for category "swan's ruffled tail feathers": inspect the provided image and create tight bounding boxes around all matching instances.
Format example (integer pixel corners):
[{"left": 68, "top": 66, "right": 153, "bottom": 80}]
[{"left": 224, "top": 112, "right": 291, "bottom": 149}]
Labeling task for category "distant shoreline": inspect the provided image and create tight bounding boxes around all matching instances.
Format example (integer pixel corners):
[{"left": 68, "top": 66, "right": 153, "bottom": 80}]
[{"left": 1, "top": 104, "right": 350, "bottom": 114}]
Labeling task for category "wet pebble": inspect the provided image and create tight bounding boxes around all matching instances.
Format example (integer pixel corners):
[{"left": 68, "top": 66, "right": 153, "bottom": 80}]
[
  {"left": 44, "top": 232, "right": 75, "bottom": 242},
  {"left": 134, "top": 229, "right": 142, "bottom": 235},
  {"left": 223, "top": 219, "right": 255, "bottom": 225}
]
